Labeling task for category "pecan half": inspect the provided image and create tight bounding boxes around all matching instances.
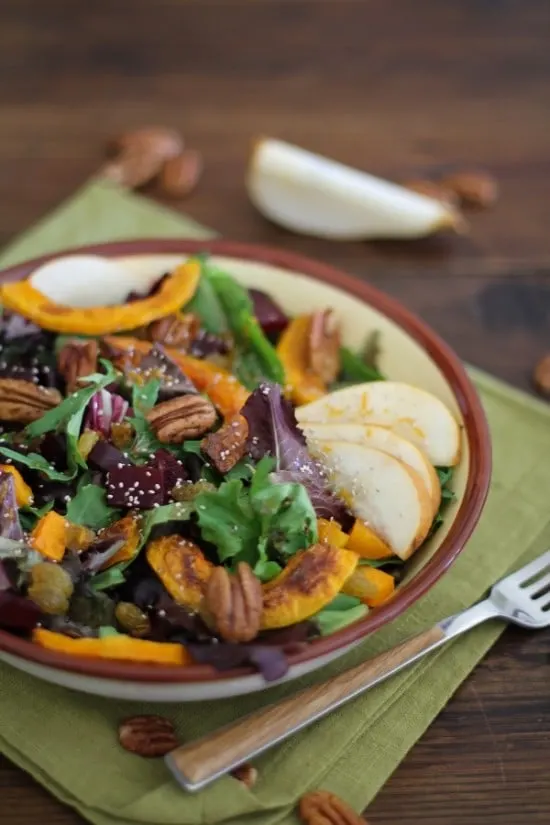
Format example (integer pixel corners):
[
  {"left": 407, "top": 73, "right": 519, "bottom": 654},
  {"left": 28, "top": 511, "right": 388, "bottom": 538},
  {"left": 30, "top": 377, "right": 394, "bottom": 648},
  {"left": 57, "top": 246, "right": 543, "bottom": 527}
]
[
  {"left": 118, "top": 715, "right": 178, "bottom": 758},
  {"left": 439, "top": 170, "right": 498, "bottom": 208},
  {"left": 203, "top": 563, "right": 262, "bottom": 643},
  {"left": 159, "top": 150, "right": 204, "bottom": 199},
  {"left": 147, "top": 312, "right": 200, "bottom": 350},
  {"left": 299, "top": 790, "right": 368, "bottom": 825},
  {"left": 57, "top": 338, "right": 99, "bottom": 394},
  {"left": 533, "top": 353, "right": 550, "bottom": 398},
  {"left": 0, "top": 379, "right": 62, "bottom": 423},
  {"left": 308, "top": 310, "right": 341, "bottom": 384},
  {"left": 201, "top": 414, "right": 248, "bottom": 473},
  {"left": 147, "top": 394, "right": 217, "bottom": 443},
  {"left": 231, "top": 762, "right": 259, "bottom": 789}
]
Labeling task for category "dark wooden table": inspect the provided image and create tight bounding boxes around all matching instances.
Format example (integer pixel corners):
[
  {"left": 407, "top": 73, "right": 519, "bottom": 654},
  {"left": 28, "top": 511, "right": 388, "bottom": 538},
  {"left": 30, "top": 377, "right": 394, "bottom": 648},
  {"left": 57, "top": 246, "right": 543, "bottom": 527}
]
[{"left": 1, "top": 1, "right": 549, "bottom": 823}]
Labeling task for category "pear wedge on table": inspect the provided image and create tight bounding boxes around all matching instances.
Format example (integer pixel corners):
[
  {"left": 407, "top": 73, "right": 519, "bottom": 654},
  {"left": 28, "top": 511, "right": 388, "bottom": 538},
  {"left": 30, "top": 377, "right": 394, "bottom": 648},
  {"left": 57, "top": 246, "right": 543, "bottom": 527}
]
[
  {"left": 247, "top": 138, "right": 463, "bottom": 241},
  {"left": 301, "top": 421, "right": 441, "bottom": 516},
  {"left": 296, "top": 381, "right": 462, "bottom": 467},
  {"left": 309, "top": 440, "right": 434, "bottom": 560}
]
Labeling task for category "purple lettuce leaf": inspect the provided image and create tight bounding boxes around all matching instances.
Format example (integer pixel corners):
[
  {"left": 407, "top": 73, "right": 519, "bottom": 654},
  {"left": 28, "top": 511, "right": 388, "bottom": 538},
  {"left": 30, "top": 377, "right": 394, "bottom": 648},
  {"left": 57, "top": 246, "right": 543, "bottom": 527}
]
[
  {"left": 241, "top": 383, "right": 348, "bottom": 522},
  {"left": 137, "top": 345, "right": 198, "bottom": 401},
  {"left": 189, "top": 330, "right": 231, "bottom": 359},
  {"left": 249, "top": 289, "right": 289, "bottom": 337},
  {"left": 0, "top": 473, "right": 24, "bottom": 541},
  {"left": 0, "top": 559, "right": 13, "bottom": 591},
  {"left": 187, "top": 641, "right": 290, "bottom": 682},
  {"left": 79, "top": 537, "right": 126, "bottom": 574},
  {"left": 84, "top": 389, "right": 129, "bottom": 437}
]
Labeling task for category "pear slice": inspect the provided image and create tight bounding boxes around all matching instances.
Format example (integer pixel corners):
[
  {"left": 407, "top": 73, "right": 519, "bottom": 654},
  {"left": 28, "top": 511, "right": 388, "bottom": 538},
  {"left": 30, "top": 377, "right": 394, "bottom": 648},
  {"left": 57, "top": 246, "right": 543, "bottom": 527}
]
[
  {"left": 310, "top": 441, "right": 433, "bottom": 559},
  {"left": 296, "top": 381, "right": 461, "bottom": 467},
  {"left": 247, "top": 138, "right": 463, "bottom": 241},
  {"left": 30, "top": 255, "right": 148, "bottom": 308},
  {"left": 301, "top": 421, "right": 441, "bottom": 515}
]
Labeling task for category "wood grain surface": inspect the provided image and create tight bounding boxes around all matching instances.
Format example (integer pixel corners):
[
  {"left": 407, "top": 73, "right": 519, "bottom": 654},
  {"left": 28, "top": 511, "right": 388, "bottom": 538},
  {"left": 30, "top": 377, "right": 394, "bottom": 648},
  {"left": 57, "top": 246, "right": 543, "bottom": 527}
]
[{"left": 0, "top": 0, "right": 549, "bottom": 823}]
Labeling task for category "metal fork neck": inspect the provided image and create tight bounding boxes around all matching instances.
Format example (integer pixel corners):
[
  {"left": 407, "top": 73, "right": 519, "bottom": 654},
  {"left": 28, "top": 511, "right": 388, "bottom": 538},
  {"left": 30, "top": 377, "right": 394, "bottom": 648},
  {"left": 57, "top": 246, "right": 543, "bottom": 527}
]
[{"left": 438, "top": 599, "right": 503, "bottom": 640}]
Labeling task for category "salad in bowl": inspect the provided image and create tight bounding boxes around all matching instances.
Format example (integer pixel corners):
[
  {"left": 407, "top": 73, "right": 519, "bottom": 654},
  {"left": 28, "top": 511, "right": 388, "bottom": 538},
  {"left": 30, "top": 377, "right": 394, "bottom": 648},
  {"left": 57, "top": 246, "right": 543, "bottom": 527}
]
[{"left": 0, "top": 245, "right": 477, "bottom": 688}]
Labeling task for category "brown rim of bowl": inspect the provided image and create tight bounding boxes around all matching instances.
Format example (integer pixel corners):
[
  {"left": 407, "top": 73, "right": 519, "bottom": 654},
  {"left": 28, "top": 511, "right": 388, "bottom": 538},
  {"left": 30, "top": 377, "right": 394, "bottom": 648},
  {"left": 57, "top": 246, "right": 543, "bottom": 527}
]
[{"left": 0, "top": 239, "right": 491, "bottom": 684}]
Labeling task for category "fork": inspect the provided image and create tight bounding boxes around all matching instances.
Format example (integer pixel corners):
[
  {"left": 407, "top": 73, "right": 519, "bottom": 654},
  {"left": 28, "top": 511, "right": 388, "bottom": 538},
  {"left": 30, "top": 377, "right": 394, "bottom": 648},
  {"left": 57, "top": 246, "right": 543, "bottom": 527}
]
[{"left": 166, "top": 550, "right": 550, "bottom": 792}]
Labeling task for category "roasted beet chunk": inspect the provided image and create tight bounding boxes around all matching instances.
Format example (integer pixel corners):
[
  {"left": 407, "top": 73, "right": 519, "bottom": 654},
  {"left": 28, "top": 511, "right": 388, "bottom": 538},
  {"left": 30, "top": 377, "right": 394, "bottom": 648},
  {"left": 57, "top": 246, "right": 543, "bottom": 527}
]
[
  {"left": 88, "top": 441, "right": 132, "bottom": 473},
  {"left": 152, "top": 449, "right": 187, "bottom": 497},
  {"left": 249, "top": 289, "right": 289, "bottom": 337},
  {"left": 106, "top": 465, "right": 164, "bottom": 509}
]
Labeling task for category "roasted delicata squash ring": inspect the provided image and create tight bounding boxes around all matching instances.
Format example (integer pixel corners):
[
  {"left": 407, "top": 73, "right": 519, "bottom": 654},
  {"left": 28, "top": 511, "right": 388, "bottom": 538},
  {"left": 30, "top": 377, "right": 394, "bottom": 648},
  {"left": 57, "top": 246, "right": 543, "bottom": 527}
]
[
  {"left": 102, "top": 335, "right": 249, "bottom": 418},
  {"left": 146, "top": 535, "right": 214, "bottom": 611},
  {"left": 261, "top": 543, "right": 359, "bottom": 629},
  {"left": 0, "top": 260, "right": 201, "bottom": 334}
]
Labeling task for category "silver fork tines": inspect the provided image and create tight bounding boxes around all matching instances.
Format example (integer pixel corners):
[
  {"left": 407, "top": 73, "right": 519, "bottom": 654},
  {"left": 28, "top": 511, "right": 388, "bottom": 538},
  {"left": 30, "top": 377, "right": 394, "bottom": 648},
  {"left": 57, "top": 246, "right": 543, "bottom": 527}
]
[{"left": 491, "top": 551, "right": 550, "bottom": 625}]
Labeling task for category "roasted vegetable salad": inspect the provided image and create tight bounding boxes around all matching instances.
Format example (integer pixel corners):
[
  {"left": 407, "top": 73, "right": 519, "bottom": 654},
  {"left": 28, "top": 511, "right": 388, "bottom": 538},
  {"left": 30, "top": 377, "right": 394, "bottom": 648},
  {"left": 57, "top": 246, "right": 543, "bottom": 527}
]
[{"left": 0, "top": 257, "right": 458, "bottom": 680}]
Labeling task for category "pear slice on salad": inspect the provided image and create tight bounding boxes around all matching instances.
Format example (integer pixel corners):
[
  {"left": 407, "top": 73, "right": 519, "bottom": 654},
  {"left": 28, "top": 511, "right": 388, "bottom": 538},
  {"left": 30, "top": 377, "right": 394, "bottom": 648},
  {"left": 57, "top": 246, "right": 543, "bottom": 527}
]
[
  {"left": 296, "top": 381, "right": 461, "bottom": 467},
  {"left": 310, "top": 440, "right": 433, "bottom": 560},
  {"left": 247, "top": 138, "right": 463, "bottom": 241},
  {"left": 300, "top": 421, "right": 441, "bottom": 516}
]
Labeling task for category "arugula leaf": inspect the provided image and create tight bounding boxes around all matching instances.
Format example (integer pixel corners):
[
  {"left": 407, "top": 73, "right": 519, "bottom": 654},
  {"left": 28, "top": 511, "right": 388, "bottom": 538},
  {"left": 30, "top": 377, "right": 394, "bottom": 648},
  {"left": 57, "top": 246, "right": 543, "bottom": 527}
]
[
  {"left": 339, "top": 346, "right": 384, "bottom": 383},
  {"left": 0, "top": 446, "right": 75, "bottom": 482},
  {"left": 19, "top": 500, "right": 54, "bottom": 532},
  {"left": 358, "top": 557, "right": 404, "bottom": 569},
  {"left": 139, "top": 500, "right": 195, "bottom": 549},
  {"left": 315, "top": 603, "right": 369, "bottom": 636},
  {"left": 204, "top": 265, "right": 285, "bottom": 389},
  {"left": 185, "top": 266, "right": 229, "bottom": 334},
  {"left": 131, "top": 379, "right": 160, "bottom": 416},
  {"left": 428, "top": 467, "right": 456, "bottom": 537},
  {"left": 25, "top": 359, "right": 119, "bottom": 471},
  {"left": 253, "top": 479, "right": 317, "bottom": 558},
  {"left": 324, "top": 593, "right": 362, "bottom": 611},
  {"left": 66, "top": 484, "right": 121, "bottom": 530}
]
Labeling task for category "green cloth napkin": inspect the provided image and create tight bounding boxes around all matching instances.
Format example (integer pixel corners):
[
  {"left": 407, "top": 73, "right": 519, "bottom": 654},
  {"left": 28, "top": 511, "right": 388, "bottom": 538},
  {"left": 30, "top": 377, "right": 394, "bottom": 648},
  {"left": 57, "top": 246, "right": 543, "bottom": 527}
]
[{"left": 1, "top": 180, "right": 550, "bottom": 825}]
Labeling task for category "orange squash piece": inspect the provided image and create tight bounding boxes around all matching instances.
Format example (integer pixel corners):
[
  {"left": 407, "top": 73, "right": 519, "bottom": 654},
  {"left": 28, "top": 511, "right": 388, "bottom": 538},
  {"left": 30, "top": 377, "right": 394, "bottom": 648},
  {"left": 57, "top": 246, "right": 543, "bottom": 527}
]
[
  {"left": 30, "top": 511, "right": 68, "bottom": 562},
  {"left": 317, "top": 518, "right": 349, "bottom": 549},
  {"left": 99, "top": 513, "right": 141, "bottom": 570},
  {"left": 103, "top": 335, "right": 249, "bottom": 418},
  {"left": 342, "top": 566, "right": 395, "bottom": 607},
  {"left": 146, "top": 535, "right": 214, "bottom": 610},
  {"left": 346, "top": 519, "right": 394, "bottom": 560},
  {"left": 261, "top": 543, "right": 359, "bottom": 629},
  {"left": 276, "top": 315, "right": 326, "bottom": 405},
  {"left": 33, "top": 628, "right": 191, "bottom": 666},
  {"left": 0, "top": 465, "right": 33, "bottom": 507},
  {"left": 0, "top": 260, "right": 201, "bottom": 335}
]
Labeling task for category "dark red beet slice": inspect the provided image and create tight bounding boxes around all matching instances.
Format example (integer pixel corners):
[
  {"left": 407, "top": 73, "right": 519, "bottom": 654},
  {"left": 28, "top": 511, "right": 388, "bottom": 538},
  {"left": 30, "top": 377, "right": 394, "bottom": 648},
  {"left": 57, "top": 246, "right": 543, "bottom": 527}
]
[
  {"left": 152, "top": 449, "right": 187, "bottom": 497},
  {"left": 249, "top": 288, "right": 289, "bottom": 336},
  {"left": 88, "top": 441, "right": 132, "bottom": 473},
  {"left": 106, "top": 465, "right": 164, "bottom": 509}
]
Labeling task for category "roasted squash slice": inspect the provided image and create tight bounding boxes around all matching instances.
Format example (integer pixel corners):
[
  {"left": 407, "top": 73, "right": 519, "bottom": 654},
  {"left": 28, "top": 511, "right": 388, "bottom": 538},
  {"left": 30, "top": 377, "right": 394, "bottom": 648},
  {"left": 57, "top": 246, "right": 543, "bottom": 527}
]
[
  {"left": 33, "top": 628, "right": 191, "bottom": 665},
  {"left": 0, "top": 260, "right": 201, "bottom": 334},
  {"left": 103, "top": 335, "right": 249, "bottom": 418},
  {"left": 30, "top": 511, "right": 68, "bottom": 562},
  {"left": 317, "top": 518, "right": 349, "bottom": 549},
  {"left": 0, "top": 465, "right": 33, "bottom": 507},
  {"left": 342, "top": 566, "right": 395, "bottom": 607},
  {"left": 99, "top": 513, "right": 141, "bottom": 570},
  {"left": 346, "top": 519, "right": 394, "bottom": 560},
  {"left": 261, "top": 543, "right": 359, "bottom": 629},
  {"left": 276, "top": 315, "right": 326, "bottom": 406},
  {"left": 146, "top": 535, "right": 214, "bottom": 611}
]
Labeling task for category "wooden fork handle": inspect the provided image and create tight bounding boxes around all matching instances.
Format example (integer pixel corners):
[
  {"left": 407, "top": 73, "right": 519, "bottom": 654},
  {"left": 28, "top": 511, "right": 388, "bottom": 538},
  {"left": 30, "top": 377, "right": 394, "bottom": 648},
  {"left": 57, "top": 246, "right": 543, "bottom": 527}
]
[{"left": 166, "top": 624, "right": 446, "bottom": 791}]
